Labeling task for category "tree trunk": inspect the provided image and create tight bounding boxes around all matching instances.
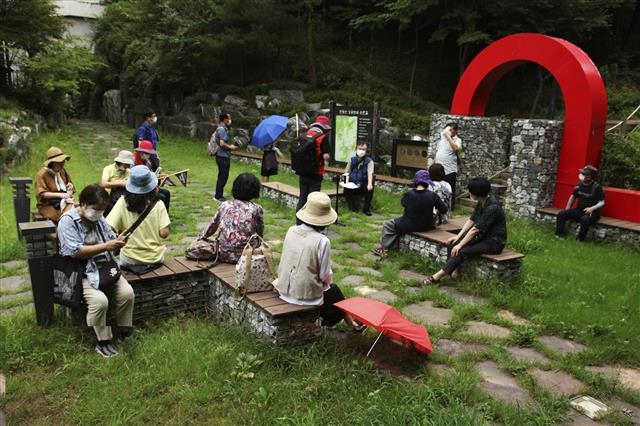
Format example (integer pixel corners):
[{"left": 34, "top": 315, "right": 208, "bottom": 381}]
[
  {"left": 408, "top": 22, "right": 419, "bottom": 102},
  {"left": 307, "top": 10, "right": 317, "bottom": 88},
  {"left": 529, "top": 66, "right": 545, "bottom": 118}
]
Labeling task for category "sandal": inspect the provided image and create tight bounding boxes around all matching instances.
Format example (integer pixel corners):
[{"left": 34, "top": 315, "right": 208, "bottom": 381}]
[
  {"left": 353, "top": 321, "right": 368, "bottom": 333},
  {"left": 372, "top": 247, "right": 387, "bottom": 257},
  {"left": 422, "top": 275, "right": 440, "bottom": 285}
]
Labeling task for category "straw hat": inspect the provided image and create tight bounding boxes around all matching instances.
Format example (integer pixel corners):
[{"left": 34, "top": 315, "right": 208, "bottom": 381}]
[
  {"left": 43, "top": 146, "right": 70, "bottom": 166},
  {"left": 126, "top": 165, "right": 158, "bottom": 194},
  {"left": 114, "top": 150, "right": 135, "bottom": 166},
  {"left": 135, "top": 140, "right": 156, "bottom": 155},
  {"left": 296, "top": 192, "right": 337, "bottom": 227}
]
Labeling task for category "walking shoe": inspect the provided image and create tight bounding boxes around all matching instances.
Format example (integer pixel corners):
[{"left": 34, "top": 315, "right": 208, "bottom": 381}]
[
  {"left": 95, "top": 343, "right": 116, "bottom": 358},
  {"left": 214, "top": 196, "right": 227, "bottom": 202},
  {"left": 363, "top": 210, "right": 372, "bottom": 216}
]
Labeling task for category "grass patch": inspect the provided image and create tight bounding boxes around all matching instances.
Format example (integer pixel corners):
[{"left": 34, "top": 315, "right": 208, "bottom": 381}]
[{"left": 1, "top": 120, "right": 639, "bottom": 424}]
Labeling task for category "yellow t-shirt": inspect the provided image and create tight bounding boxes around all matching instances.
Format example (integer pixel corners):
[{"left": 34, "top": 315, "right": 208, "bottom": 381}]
[
  {"left": 102, "top": 163, "right": 130, "bottom": 194},
  {"left": 106, "top": 197, "right": 171, "bottom": 264}
]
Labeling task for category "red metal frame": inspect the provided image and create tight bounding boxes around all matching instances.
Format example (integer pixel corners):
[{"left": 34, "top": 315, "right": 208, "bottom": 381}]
[{"left": 451, "top": 33, "right": 639, "bottom": 222}]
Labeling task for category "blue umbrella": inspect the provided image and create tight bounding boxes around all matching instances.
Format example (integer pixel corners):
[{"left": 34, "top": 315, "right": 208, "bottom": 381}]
[{"left": 251, "top": 115, "right": 288, "bottom": 148}]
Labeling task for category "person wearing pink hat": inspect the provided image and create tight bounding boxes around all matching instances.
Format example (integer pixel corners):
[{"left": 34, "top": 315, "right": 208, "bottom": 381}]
[
  {"left": 555, "top": 165, "right": 605, "bottom": 241},
  {"left": 295, "top": 115, "right": 333, "bottom": 221},
  {"left": 133, "top": 140, "right": 171, "bottom": 213}
]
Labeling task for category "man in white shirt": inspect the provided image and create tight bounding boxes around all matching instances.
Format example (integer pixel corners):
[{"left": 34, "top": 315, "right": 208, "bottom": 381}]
[{"left": 434, "top": 122, "right": 462, "bottom": 210}]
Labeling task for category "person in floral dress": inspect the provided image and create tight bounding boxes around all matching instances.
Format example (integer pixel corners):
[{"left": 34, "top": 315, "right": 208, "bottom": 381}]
[{"left": 199, "top": 173, "right": 264, "bottom": 263}]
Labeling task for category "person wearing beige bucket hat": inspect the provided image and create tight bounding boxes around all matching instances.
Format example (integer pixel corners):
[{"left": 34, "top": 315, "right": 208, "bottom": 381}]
[
  {"left": 274, "top": 192, "right": 366, "bottom": 333},
  {"left": 35, "top": 146, "right": 75, "bottom": 224},
  {"left": 101, "top": 150, "right": 135, "bottom": 216}
]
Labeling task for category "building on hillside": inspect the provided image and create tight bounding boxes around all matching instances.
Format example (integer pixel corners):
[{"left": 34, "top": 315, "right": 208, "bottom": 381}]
[{"left": 54, "top": 0, "right": 104, "bottom": 43}]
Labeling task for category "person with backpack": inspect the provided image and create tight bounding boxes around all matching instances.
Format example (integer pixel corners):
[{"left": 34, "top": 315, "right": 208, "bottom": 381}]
[
  {"left": 134, "top": 109, "right": 160, "bottom": 168},
  {"left": 293, "top": 115, "right": 332, "bottom": 219},
  {"left": 343, "top": 142, "right": 374, "bottom": 216},
  {"left": 214, "top": 113, "right": 237, "bottom": 202}
]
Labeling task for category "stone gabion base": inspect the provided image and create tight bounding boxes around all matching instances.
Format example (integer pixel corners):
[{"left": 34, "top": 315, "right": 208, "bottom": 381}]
[
  {"left": 260, "top": 186, "right": 298, "bottom": 209},
  {"left": 399, "top": 234, "right": 522, "bottom": 283},
  {"left": 131, "top": 271, "right": 210, "bottom": 324},
  {"left": 207, "top": 276, "right": 322, "bottom": 346},
  {"left": 535, "top": 213, "right": 640, "bottom": 248}
]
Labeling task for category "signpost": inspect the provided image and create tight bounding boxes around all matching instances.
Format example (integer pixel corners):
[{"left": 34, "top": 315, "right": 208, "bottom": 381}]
[
  {"left": 391, "top": 139, "right": 429, "bottom": 176},
  {"left": 329, "top": 101, "right": 379, "bottom": 164}
]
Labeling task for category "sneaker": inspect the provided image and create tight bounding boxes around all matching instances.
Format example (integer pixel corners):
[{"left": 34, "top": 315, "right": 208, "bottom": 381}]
[
  {"left": 215, "top": 196, "right": 227, "bottom": 202},
  {"left": 105, "top": 342, "right": 119, "bottom": 356},
  {"left": 95, "top": 343, "right": 116, "bottom": 358},
  {"left": 363, "top": 210, "right": 372, "bottom": 216}
]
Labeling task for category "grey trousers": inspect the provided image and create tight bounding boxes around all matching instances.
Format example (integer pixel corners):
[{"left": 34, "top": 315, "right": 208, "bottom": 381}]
[{"left": 380, "top": 219, "right": 401, "bottom": 250}]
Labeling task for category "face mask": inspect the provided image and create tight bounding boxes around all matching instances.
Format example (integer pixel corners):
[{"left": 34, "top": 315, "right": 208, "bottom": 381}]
[
  {"left": 141, "top": 153, "right": 150, "bottom": 161},
  {"left": 227, "top": 119, "right": 232, "bottom": 128},
  {"left": 83, "top": 207, "right": 104, "bottom": 222},
  {"left": 151, "top": 116, "right": 158, "bottom": 124},
  {"left": 578, "top": 173, "right": 585, "bottom": 182},
  {"left": 356, "top": 149, "right": 366, "bottom": 158}
]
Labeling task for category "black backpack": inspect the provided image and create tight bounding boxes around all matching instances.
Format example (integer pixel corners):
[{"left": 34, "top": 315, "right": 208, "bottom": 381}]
[{"left": 291, "top": 131, "right": 323, "bottom": 175}]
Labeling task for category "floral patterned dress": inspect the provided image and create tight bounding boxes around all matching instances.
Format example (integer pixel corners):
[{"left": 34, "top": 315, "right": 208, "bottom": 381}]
[{"left": 199, "top": 199, "right": 264, "bottom": 263}]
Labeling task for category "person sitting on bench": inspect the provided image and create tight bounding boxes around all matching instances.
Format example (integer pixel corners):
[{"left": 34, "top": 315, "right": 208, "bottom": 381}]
[
  {"left": 106, "top": 166, "right": 170, "bottom": 274},
  {"left": 423, "top": 177, "right": 506, "bottom": 284},
  {"left": 35, "top": 146, "right": 75, "bottom": 224}
]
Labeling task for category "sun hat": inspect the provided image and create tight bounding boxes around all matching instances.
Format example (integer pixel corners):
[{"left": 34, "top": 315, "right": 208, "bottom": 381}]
[
  {"left": 412, "top": 169, "right": 433, "bottom": 188},
  {"left": 114, "top": 150, "right": 135, "bottom": 166},
  {"left": 296, "top": 192, "right": 337, "bottom": 227},
  {"left": 135, "top": 140, "right": 156, "bottom": 155},
  {"left": 312, "top": 115, "right": 332, "bottom": 131},
  {"left": 126, "top": 165, "right": 158, "bottom": 194},
  {"left": 579, "top": 165, "right": 598, "bottom": 177},
  {"left": 43, "top": 146, "right": 70, "bottom": 166}
]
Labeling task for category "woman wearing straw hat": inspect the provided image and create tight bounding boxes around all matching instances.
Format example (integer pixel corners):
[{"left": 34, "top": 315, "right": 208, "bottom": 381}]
[
  {"left": 35, "top": 146, "right": 76, "bottom": 224},
  {"left": 275, "top": 192, "right": 366, "bottom": 332}
]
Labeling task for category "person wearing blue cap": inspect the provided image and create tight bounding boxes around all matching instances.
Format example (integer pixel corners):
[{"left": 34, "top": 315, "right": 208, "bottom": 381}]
[
  {"left": 106, "top": 165, "right": 171, "bottom": 273},
  {"left": 372, "top": 169, "right": 447, "bottom": 257}
]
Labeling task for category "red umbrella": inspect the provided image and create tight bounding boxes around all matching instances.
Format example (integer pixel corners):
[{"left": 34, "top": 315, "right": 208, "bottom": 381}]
[{"left": 335, "top": 297, "right": 432, "bottom": 356}]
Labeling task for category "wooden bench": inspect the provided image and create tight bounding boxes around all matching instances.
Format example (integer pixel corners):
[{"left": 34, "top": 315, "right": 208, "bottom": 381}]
[
  {"left": 536, "top": 207, "right": 640, "bottom": 248},
  {"left": 178, "top": 257, "right": 323, "bottom": 346},
  {"left": 261, "top": 181, "right": 344, "bottom": 209},
  {"left": 399, "top": 218, "right": 524, "bottom": 282}
]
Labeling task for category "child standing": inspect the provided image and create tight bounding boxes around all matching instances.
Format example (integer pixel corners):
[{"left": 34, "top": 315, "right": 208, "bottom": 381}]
[{"left": 261, "top": 142, "right": 281, "bottom": 182}]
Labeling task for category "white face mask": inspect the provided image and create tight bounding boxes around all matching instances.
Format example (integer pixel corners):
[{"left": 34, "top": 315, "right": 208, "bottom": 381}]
[
  {"left": 83, "top": 207, "right": 104, "bottom": 222},
  {"left": 151, "top": 116, "right": 158, "bottom": 124},
  {"left": 356, "top": 149, "right": 366, "bottom": 158},
  {"left": 578, "top": 173, "right": 585, "bottom": 182}
]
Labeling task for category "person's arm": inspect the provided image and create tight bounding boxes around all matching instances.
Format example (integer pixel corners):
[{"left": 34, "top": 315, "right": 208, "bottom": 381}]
[
  {"left": 218, "top": 127, "right": 237, "bottom": 151},
  {"left": 565, "top": 194, "right": 576, "bottom": 210},
  {"left": 434, "top": 194, "right": 448, "bottom": 215},
  {"left": 157, "top": 203, "right": 171, "bottom": 239},
  {"left": 159, "top": 227, "right": 170, "bottom": 239},
  {"left": 451, "top": 226, "right": 480, "bottom": 256},
  {"left": 344, "top": 161, "right": 352, "bottom": 183},
  {"left": 317, "top": 237, "right": 333, "bottom": 286},
  {"left": 254, "top": 206, "right": 265, "bottom": 237},
  {"left": 366, "top": 160, "right": 374, "bottom": 190},
  {"left": 199, "top": 211, "right": 220, "bottom": 239},
  {"left": 447, "top": 218, "right": 475, "bottom": 245},
  {"left": 73, "top": 235, "right": 127, "bottom": 259},
  {"left": 320, "top": 135, "right": 331, "bottom": 161},
  {"left": 442, "top": 128, "right": 459, "bottom": 153},
  {"left": 584, "top": 186, "right": 605, "bottom": 215}
]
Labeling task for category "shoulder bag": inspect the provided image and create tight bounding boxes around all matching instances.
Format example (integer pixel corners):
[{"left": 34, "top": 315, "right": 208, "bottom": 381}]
[{"left": 234, "top": 234, "right": 276, "bottom": 299}]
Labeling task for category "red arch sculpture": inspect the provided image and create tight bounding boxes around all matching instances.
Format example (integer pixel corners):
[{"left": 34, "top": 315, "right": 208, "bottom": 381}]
[{"left": 451, "top": 33, "right": 639, "bottom": 222}]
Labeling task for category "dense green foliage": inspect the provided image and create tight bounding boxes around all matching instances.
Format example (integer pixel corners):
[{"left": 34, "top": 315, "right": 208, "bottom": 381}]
[{"left": 91, "top": 0, "right": 640, "bottom": 119}]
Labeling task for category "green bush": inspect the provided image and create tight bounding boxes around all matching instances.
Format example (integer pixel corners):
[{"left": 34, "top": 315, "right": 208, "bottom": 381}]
[{"left": 599, "top": 131, "right": 640, "bottom": 190}]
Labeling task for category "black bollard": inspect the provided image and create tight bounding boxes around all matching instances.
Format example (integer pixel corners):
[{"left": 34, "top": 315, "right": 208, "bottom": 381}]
[
  {"left": 9, "top": 177, "right": 33, "bottom": 239},
  {"left": 19, "top": 220, "right": 56, "bottom": 327}
]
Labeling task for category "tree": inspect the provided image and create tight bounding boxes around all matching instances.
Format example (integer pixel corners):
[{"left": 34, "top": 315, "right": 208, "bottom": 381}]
[{"left": 0, "top": 0, "right": 66, "bottom": 89}]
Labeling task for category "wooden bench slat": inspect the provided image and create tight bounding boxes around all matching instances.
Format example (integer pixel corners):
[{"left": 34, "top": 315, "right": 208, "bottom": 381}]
[
  {"left": 162, "top": 258, "right": 191, "bottom": 274},
  {"left": 121, "top": 270, "right": 141, "bottom": 282},
  {"left": 246, "top": 291, "right": 279, "bottom": 302},
  {"left": 438, "top": 217, "right": 467, "bottom": 232},
  {"left": 174, "top": 256, "right": 208, "bottom": 272},
  {"left": 481, "top": 250, "right": 525, "bottom": 261},
  {"left": 264, "top": 303, "right": 319, "bottom": 317},
  {"left": 153, "top": 264, "right": 176, "bottom": 277},
  {"left": 412, "top": 229, "right": 457, "bottom": 244}
]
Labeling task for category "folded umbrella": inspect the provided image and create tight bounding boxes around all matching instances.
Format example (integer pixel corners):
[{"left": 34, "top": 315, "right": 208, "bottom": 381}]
[
  {"left": 335, "top": 297, "right": 432, "bottom": 356},
  {"left": 251, "top": 115, "right": 289, "bottom": 148}
]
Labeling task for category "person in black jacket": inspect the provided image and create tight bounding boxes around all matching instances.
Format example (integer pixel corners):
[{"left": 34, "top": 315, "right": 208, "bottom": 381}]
[
  {"left": 372, "top": 170, "right": 447, "bottom": 256},
  {"left": 555, "top": 165, "right": 605, "bottom": 241}
]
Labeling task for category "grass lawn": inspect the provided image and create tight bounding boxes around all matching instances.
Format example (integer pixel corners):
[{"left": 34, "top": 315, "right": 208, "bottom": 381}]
[{"left": 1, "top": 119, "right": 639, "bottom": 424}]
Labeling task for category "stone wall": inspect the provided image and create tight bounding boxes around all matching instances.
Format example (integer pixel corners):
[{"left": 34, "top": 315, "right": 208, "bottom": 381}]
[
  {"left": 428, "top": 114, "right": 512, "bottom": 189},
  {"left": 505, "top": 120, "right": 563, "bottom": 218},
  {"left": 207, "top": 275, "right": 322, "bottom": 346}
]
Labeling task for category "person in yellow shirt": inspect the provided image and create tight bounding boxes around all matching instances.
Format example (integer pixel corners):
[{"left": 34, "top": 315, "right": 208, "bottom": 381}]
[
  {"left": 106, "top": 166, "right": 170, "bottom": 274},
  {"left": 101, "top": 150, "right": 134, "bottom": 216}
]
